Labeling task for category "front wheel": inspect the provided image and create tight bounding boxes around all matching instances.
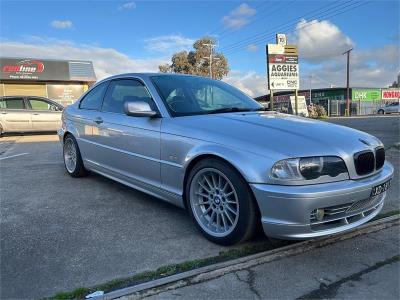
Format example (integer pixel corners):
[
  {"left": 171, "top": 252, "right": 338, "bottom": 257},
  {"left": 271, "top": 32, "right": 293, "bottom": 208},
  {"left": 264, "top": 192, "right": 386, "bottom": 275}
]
[
  {"left": 377, "top": 109, "right": 384, "bottom": 115},
  {"left": 63, "top": 135, "right": 88, "bottom": 177},
  {"left": 186, "top": 159, "right": 258, "bottom": 245}
]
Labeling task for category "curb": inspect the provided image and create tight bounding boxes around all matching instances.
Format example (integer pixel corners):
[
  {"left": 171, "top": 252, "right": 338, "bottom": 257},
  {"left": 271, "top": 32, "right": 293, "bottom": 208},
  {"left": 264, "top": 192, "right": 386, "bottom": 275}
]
[{"left": 101, "top": 215, "right": 399, "bottom": 300}]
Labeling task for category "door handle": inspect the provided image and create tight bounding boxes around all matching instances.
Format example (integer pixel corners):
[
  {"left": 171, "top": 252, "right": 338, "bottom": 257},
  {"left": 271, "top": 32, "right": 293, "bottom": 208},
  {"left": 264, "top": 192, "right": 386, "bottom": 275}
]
[
  {"left": 94, "top": 117, "right": 103, "bottom": 124},
  {"left": 1, "top": 112, "right": 7, "bottom": 115},
  {"left": 33, "top": 113, "right": 40, "bottom": 115}
]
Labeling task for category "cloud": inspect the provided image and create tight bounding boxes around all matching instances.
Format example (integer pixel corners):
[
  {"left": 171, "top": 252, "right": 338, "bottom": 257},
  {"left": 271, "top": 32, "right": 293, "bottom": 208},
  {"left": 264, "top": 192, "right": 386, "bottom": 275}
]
[
  {"left": 50, "top": 20, "right": 73, "bottom": 29},
  {"left": 222, "top": 3, "right": 256, "bottom": 29},
  {"left": 223, "top": 71, "right": 266, "bottom": 97},
  {"left": 288, "top": 18, "right": 399, "bottom": 89},
  {"left": 304, "top": 45, "right": 399, "bottom": 89},
  {"left": 144, "top": 35, "right": 195, "bottom": 55},
  {"left": 293, "top": 19, "right": 353, "bottom": 62},
  {"left": 245, "top": 44, "right": 258, "bottom": 52},
  {"left": 118, "top": 1, "right": 136, "bottom": 11},
  {"left": 0, "top": 39, "right": 166, "bottom": 80}
]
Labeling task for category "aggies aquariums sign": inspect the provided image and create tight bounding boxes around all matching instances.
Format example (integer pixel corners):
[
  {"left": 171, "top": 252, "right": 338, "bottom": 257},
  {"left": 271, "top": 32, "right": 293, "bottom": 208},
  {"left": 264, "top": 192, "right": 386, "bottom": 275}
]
[{"left": 1, "top": 58, "right": 70, "bottom": 81}]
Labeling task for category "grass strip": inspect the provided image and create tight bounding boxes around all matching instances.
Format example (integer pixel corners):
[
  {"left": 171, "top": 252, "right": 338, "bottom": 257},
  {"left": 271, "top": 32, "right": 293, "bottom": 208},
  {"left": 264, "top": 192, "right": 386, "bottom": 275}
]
[
  {"left": 46, "top": 239, "right": 275, "bottom": 299},
  {"left": 46, "top": 209, "right": 400, "bottom": 300}
]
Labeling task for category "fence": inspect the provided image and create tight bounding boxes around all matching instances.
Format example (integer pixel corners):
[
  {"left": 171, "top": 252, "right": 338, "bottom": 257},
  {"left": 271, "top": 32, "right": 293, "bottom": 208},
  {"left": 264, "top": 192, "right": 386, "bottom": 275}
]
[{"left": 272, "top": 99, "right": 398, "bottom": 117}]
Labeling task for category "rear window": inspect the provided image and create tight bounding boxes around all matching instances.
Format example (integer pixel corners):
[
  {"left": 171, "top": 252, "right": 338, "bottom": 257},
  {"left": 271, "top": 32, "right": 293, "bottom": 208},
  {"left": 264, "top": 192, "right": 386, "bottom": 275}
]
[{"left": 0, "top": 97, "right": 25, "bottom": 109}]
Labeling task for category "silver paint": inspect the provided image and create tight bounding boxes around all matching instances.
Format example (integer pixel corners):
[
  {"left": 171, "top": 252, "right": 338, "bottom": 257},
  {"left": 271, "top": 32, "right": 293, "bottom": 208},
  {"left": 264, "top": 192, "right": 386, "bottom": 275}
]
[{"left": 58, "top": 73, "right": 394, "bottom": 239}]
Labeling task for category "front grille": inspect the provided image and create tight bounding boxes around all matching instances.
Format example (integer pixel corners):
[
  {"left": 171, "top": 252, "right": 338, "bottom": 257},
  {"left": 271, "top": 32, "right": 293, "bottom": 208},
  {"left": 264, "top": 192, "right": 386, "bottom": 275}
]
[
  {"left": 354, "top": 150, "right": 374, "bottom": 175},
  {"left": 309, "top": 193, "right": 384, "bottom": 231},
  {"left": 375, "top": 147, "right": 385, "bottom": 170}
]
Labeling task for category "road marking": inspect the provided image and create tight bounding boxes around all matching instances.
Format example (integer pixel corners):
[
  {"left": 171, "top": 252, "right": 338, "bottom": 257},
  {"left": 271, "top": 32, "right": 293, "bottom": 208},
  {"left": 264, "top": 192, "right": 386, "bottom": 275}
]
[{"left": 0, "top": 152, "right": 29, "bottom": 161}]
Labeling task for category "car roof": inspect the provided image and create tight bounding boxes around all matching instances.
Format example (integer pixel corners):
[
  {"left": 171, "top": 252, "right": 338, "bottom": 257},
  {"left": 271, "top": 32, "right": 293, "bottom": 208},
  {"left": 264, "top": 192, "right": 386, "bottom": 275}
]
[{"left": 99, "top": 72, "right": 207, "bottom": 81}]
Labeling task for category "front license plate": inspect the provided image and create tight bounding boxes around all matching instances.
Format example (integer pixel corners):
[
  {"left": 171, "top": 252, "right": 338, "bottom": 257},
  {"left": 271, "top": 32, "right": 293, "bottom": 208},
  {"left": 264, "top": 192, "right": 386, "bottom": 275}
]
[{"left": 371, "top": 179, "right": 391, "bottom": 197}]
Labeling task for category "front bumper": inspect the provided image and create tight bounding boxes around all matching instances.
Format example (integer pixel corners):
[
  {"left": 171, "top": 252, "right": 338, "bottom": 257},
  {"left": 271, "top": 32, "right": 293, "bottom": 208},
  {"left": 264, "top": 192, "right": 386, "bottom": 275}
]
[{"left": 250, "top": 162, "right": 394, "bottom": 240}]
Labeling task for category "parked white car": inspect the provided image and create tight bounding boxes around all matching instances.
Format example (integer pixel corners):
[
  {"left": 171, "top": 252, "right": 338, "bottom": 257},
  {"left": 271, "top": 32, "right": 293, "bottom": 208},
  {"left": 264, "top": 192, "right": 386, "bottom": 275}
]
[{"left": 0, "top": 96, "right": 63, "bottom": 135}]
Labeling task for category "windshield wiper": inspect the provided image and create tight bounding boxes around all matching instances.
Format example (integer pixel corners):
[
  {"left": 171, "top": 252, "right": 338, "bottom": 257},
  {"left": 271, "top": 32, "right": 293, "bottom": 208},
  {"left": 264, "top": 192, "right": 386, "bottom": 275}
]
[{"left": 206, "top": 107, "right": 253, "bottom": 115}]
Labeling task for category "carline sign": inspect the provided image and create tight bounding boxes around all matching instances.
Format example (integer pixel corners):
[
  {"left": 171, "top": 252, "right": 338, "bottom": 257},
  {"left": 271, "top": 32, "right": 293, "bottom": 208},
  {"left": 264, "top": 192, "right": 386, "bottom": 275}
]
[
  {"left": 267, "top": 43, "right": 299, "bottom": 90},
  {"left": 0, "top": 58, "right": 96, "bottom": 82}
]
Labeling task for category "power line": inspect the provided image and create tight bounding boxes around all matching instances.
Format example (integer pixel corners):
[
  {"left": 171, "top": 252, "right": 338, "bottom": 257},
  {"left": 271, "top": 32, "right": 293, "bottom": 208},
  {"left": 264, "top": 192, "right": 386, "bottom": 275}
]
[
  {"left": 219, "top": 0, "right": 348, "bottom": 53},
  {"left": 221, "top": 1, "right": 366, "bottom": 55},
  {"left": 217, "top": 1, "right": 292, "bottom": 42},
  {"left": 207, "top": 1, "right": 268, "bottom": 38}
]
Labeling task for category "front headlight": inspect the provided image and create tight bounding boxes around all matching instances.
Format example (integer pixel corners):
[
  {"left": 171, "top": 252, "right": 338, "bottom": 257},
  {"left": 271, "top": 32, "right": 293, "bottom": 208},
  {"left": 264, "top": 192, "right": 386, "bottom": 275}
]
[{"left": 270, "top": 156, "right": 348, "bottom": 184}]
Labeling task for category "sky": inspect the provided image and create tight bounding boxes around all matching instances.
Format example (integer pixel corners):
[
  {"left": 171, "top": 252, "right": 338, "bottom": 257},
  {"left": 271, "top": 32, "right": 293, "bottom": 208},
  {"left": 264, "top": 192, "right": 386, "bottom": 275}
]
[{"left": 0, "top": 0, "right": 399, "bottom": 97}]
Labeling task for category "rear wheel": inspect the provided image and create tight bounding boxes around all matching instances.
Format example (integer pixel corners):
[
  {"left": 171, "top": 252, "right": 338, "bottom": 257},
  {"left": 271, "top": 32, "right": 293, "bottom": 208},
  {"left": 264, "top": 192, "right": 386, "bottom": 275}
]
[
  {"left": 63, "top": 135, "right": 88, "bottom": 177},
  {"left": 0, "top": 124, "right": 3, "bottom": 137},
  {"left": 186, "top": 158, "right": 258, "bottom": 245},
  {"left": 377, "top": 109, "right": 384, "bottom": 115}
]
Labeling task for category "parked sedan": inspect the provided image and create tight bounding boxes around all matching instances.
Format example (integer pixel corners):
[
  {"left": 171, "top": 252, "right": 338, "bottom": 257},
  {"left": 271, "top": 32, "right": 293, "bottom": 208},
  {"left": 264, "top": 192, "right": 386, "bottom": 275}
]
[
  {"left": 377, "top": 102, "right": 400, "bottom": 114},
  {"left": 0, "top": 96, "right": 63, "bottom": 135},
  {"left": 58, "top": 74, "right": 394, "bottom": 245}
]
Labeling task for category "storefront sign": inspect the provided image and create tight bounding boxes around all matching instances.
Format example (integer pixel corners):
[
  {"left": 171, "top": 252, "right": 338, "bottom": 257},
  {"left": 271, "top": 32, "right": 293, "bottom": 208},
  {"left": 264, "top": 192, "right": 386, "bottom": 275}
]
[
  {"left": 381, "top": 89, "right": 400, "bottom": 100},
  {"left": 352, "top": 89, "right": 381, "bottom": 101},
  {"left": 0, "top": 58, "right": 96, "bottom": 82},
  {"left": 267, "top": 44, "right": 299, "bottom": 90},
  {"left": 312, "top": 89, "right": 346, "bottom": 102},
  {"left": 47, "top": 84, "right": 85, "bottom": 104}
]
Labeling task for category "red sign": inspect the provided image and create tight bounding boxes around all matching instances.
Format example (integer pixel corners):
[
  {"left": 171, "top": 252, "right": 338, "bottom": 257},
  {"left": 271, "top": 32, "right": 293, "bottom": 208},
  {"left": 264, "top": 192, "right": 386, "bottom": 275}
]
[
  {"left": 2, "top": 59, "right": 44, "bottom": 74},
  {"left": 382, "top": 89, "right": 400, "bottom": 100}
]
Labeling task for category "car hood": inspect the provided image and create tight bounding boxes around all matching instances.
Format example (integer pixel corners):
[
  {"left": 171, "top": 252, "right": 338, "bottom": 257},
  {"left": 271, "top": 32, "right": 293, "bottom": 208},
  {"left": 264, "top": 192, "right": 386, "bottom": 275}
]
[{"left": 165, "top": 112, "right": 382, "bottom": 160}]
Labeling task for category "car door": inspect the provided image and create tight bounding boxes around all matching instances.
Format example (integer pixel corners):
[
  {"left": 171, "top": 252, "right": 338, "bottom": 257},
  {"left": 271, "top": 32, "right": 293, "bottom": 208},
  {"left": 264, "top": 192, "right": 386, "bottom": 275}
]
[
  {"left": 27, "top": 98, "right": 63, "bottom": 131},
  {"left": 0, "top": 97, "right": 32, "bottom": 132},
  {"left": 73, "top": 81, "right": 110, "bottom": 164},
  {"left": 96, "top": 78, "right": 162, "bottom": 188}
]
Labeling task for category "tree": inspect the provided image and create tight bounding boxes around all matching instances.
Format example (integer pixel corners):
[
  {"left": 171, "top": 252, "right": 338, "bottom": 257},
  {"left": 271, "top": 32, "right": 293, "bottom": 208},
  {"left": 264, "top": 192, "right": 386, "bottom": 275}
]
[{"left": 159, "top": 37, "right": 229, "bottom": 80}]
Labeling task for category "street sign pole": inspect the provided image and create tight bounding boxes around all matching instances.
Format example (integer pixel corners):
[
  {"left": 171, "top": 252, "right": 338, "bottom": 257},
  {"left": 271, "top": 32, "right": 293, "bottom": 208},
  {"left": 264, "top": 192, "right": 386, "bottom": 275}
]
[
  {"left": 270, "top": 89, "right": 274, "bottom": 110},
  {"left": 295, "top": 89, "right": 298, "bottom": 115}
]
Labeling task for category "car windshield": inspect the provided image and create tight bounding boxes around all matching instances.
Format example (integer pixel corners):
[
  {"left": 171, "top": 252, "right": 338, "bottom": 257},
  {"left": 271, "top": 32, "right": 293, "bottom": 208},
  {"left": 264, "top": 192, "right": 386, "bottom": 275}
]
[{"left": 151, "top": 75, "right": 263, "bottom": 116}]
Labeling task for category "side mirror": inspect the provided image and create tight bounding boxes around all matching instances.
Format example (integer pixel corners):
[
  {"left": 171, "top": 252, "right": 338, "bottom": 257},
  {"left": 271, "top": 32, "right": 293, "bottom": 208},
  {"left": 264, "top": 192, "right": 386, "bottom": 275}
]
[{"left": 124, "top": 101, "right": 158, "bottom": 117}]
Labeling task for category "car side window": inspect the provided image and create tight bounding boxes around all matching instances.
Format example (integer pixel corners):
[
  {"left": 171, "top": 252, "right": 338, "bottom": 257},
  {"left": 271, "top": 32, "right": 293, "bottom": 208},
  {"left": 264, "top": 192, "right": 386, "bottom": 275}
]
[
  {"left": 102, "top": 79, "right": 155, "bottom": 114},
  {"left": 0, "top": 97, "right": 26, "bottom": 110},
  {"left": 28, "top": 99, "right": 60, "bottom": 111},
  {"left": 79, "top": 81, "right": 109, "bottom": 110}
]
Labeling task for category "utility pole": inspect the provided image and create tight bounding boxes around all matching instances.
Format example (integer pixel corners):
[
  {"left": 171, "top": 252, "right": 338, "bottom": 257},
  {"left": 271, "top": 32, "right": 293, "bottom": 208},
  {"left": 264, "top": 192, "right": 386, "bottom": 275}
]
[
  {"left": 202, "top": 43, "right": 216, "bottom": 79},
  {"left": 309, "top": 74, "right": 313, "bottom": 105},
  {"left": 343, "top": 48, "right": 353, "bottom": 116}
]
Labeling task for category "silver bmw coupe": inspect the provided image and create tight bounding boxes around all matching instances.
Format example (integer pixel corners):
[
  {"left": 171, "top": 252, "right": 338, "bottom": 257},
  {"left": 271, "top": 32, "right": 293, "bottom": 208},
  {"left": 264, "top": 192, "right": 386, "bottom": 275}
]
[{"left": 58, "top": 73, "right": 393, "bottom": 245}]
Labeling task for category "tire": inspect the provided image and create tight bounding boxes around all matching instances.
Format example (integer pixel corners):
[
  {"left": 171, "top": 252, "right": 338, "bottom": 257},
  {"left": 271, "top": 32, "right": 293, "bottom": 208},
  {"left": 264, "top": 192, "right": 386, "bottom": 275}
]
[
  {"left": 0, "top": 124, "right": 3, "bottom": 137},
  {"left": 186, "top": 158, "right": 258, "bottom": 245},
  {"left": 63, "top": 134, "right": 88, "bottom": 177},
  {"left": 377, "top": 109, "right": 384, "bottom": 115}
]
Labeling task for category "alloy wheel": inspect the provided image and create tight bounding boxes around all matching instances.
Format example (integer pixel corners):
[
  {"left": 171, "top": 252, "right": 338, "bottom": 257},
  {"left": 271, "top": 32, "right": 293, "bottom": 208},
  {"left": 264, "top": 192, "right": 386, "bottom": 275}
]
[
  {"left": 64, "top": 138, "right": 77, "bottom": 173},
  {"left": 190, "top": 168, "right": 239, "bottom": 237}
]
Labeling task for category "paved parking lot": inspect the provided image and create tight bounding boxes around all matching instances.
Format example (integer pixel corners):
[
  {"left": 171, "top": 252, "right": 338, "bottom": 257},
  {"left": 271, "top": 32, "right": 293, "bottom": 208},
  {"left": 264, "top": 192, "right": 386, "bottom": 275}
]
[{"left": 0, "top": 116, "right": 399, "bottom": 299}]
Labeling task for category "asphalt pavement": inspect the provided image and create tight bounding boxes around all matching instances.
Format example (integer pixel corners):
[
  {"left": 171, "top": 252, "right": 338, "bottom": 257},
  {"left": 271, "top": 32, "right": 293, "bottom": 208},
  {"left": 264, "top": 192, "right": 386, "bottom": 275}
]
[
  {"left": 141, "top": 222, "right": 400, "bottom": 300},
  {"left": 0, "top": 115, "right": 399, "bottom": 299}
]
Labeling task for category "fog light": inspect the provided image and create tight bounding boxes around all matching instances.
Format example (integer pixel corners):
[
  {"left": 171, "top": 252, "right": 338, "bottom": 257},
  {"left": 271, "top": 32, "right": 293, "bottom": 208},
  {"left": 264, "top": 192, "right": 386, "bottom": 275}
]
[{"left": 316, "top": 209, "right": 325, "bottom": 221}]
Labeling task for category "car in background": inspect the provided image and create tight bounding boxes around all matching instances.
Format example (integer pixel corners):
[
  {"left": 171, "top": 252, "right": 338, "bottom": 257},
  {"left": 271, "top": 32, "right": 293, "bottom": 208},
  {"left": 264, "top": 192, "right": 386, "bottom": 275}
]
[
  {"left": 377, "top": 102, "right": 400, "bottom": 114},
  {"left": 0, "top": 96, "right": 64, "bottom": 135}
]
